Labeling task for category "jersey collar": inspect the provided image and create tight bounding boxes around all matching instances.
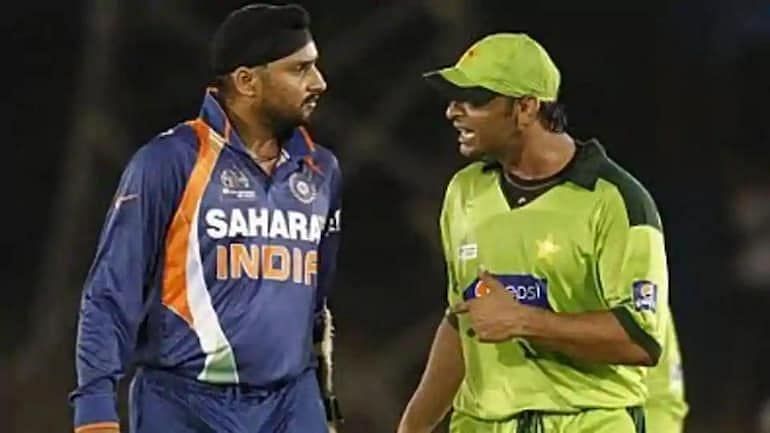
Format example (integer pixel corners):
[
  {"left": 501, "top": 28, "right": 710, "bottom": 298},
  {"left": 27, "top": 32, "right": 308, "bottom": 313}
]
[{"left": 481, "top": 139, "right": 606, "bottom": 190}]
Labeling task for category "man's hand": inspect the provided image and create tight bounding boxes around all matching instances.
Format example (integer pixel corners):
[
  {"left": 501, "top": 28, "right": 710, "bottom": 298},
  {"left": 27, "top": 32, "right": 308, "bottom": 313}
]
[{"left": 451, "top": 270, "right": 543, "bottom": 342}]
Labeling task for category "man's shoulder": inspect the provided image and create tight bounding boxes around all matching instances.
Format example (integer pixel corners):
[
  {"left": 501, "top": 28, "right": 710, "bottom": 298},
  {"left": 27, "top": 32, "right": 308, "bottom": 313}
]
[
  {"left": 595, "top": 156, "right": 660, "bottom": 229},
  {"left": 127, "top": 123, "right": 199, "bottom": 176},
  {"left": 141, "top": 123, "right": 199, "bottom": 158}
]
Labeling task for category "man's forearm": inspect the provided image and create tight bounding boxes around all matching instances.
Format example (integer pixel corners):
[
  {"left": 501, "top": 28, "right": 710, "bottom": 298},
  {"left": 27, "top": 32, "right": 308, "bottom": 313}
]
[
  {"left": 522, "top": 309, "right": 654, "bottom": 366},
  {"left": 398, "top": 316, "right": 464, "bottom": 433}
]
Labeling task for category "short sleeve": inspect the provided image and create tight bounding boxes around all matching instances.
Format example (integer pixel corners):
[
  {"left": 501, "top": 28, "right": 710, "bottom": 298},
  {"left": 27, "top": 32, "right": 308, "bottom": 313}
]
[{"left": 596, "top": 182, "right": 668, "bottom": 364}]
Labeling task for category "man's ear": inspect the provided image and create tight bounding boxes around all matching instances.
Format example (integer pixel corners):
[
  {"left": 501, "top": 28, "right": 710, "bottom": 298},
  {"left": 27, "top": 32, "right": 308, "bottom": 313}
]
[
  {"left": 230, "top": 66, "right": 263, "bottom": 98},
  {"left": 514, "top": 96, "right": 541, "bottom": 128}
]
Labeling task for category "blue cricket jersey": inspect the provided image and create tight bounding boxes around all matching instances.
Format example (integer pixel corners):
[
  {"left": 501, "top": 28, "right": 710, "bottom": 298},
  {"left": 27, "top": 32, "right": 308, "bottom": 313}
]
[{"left": 70, "top": 90, "right": 342, "bottom": 430}]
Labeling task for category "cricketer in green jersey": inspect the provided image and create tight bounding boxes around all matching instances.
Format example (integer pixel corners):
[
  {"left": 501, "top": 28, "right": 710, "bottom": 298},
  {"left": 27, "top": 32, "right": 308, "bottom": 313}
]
[{"left": 397, "top": 33, "right": 685, "bottom": 433}]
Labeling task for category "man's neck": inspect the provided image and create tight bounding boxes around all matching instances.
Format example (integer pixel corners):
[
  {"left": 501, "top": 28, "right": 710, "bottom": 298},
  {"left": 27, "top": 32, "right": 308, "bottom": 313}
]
[
  {"left": 224, "top": 100, "right": 282, "bottom": 162},
  {"left": 500, "top": 131, "right": 575, "bottom": 181}
]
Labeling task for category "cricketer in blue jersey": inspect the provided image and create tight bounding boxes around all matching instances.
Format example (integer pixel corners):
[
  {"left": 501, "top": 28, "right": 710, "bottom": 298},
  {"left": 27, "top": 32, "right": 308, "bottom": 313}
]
[{"left": 69, "top": 4, "right": 343, "bottom": 433}]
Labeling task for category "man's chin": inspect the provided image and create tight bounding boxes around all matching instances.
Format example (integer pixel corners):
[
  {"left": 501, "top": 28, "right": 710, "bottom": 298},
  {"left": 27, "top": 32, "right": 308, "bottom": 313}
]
[
  {"left": 459, "top": 143, "right": 482, "bottom": 158},
  {"left": 300, "top": 105, "right": 318, "bottom": 123}
]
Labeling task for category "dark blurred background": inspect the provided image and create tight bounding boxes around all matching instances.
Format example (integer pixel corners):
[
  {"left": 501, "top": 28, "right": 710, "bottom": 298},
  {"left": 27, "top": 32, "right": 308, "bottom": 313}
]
[{"left": 3, "top": 1, "right": 770, "bottom": 432}]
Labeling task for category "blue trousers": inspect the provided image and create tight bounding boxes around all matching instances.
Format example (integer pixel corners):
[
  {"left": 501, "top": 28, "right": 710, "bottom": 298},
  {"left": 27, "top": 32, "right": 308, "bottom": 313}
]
[{"left": 128, "top": 368, "right": 327, "bottom": 433}]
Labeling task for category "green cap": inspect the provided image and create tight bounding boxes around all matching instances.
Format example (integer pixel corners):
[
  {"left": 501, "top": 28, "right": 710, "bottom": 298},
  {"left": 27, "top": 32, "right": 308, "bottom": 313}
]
[{"left": 424, "top": 33, "right": 560, "bottom": 102}]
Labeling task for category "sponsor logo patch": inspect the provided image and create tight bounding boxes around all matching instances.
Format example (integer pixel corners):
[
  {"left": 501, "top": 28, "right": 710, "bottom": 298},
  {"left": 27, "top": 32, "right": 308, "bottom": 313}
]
[
  {"left": 462, "top": 274, "right": 551, "bottom": 310},
  {"left": 220, "top": 168, "right": 256, "bottom": 201},
  {"left": 459, "top": 244, "right": 478, "bottom": 261}
]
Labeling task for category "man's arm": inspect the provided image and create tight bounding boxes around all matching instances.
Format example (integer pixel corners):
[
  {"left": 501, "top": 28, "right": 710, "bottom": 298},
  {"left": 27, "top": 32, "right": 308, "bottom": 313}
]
[
  {"left": 399, "top": 179, "right": 465, "bottom": 433},
  {"left": 524, "top": 309, "right": 654, "bottom": 365},
  {"left": 453, "top": 272, "right": 653, "bottom": 365},
  {"left": 70, "top": 142, "right": 181, "bottom": 433},
  {"left": 398, "top": 316, "right": 464, "bottom": 433}
]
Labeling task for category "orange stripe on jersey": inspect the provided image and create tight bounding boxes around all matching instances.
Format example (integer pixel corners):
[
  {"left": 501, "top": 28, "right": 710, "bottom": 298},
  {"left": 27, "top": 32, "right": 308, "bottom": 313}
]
[
  {"left": 298, "top": 127, "right": 322, "bottom": 174},
  {"left": 298, "top": 126, "right": 316, "bottom": 152},
  {"left": 303, "top": 155, "right": 322, "bottom": 175},
  {"left": 161, "top": 119, "right": 222, "bottom": 327},
  {"left": 74, "top": 422, "right": 120, "bottom": 433}
]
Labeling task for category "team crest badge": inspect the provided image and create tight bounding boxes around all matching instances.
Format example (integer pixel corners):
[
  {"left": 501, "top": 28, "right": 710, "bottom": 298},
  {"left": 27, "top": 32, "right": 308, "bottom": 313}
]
[
  {"left": 632, "top": 280, "right": 658, "bottom": 312},
  {"left": 289, "top": 172, "right": 317, "bottom": 204}
]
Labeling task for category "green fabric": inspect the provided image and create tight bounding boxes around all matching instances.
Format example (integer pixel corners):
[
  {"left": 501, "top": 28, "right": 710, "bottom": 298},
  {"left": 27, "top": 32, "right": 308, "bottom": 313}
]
[
  {"left": 424, "top": 33, "right": 561, "bottom": 101},
  {"left": 440, "top": 141, "right": 668, "bottom": 420},
  {"left": 450, "top": 407, "right": 643, "bottom": 433},
  {"left": 611, "top": 307, "right": 662, "bottom": 365},
  {"left": 644, "top": 306, "right": 688, "bottom": 433},
  {"left": 643, "top": 408, "right": 683, "bottom": 433},
  {"left": 198, "top": 345, "right": 239, "bottom": 383}
]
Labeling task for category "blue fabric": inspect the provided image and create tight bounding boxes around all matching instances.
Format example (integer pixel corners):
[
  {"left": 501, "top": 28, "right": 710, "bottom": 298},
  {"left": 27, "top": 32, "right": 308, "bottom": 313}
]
[
  {"left": 129, "top": 368, "right": 327, "bottom": 433},
  {"left": 71, "top": 92, "right": 342, "bottom": 429}
]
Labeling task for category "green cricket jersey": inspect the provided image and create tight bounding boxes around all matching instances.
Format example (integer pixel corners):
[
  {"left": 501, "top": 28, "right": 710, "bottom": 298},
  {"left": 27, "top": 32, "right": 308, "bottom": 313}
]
[{"left": 441, "top": 140, "right": 668, "bottom": 420}]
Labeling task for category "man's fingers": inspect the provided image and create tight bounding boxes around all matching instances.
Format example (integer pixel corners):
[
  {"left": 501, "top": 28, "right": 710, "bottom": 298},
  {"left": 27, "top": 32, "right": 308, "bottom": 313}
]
[
  {"left": 478, "top": 270, "right": 507, "bottom": 293},
  {"left": 478, "top": 269, "right": 499, "bottom": 286},
  {"left": 478, "top": 268, "right": 493, "bottom": 281},
  {"left": 452, "top": 301, "right": 470, "bottom": 314}
]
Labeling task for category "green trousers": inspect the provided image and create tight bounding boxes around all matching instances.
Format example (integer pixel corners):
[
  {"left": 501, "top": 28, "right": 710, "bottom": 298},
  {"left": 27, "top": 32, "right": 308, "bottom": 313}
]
[{"left": 450, "top": 407, "right": 646, "bottom": 433}]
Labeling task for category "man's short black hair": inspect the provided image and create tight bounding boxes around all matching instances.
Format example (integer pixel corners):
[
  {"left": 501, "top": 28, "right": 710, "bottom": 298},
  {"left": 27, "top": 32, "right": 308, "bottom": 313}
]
[
  {"left": 502, "top": 96, "right": 568, "bottom": 133},
  {"left": 538, "top": 101, "right": 568, "bottom": 133},
  {"left": 209, "top": 3, "right": 312, "bottom": 77}
]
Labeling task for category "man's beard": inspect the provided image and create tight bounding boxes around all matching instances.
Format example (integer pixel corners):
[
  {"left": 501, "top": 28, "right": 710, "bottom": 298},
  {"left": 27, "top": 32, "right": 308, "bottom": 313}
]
[{"left": 262, "top": 104, "right": 304, "bottom": 139}]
